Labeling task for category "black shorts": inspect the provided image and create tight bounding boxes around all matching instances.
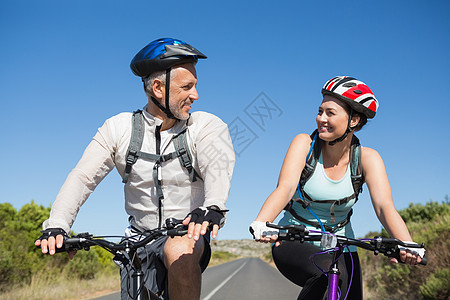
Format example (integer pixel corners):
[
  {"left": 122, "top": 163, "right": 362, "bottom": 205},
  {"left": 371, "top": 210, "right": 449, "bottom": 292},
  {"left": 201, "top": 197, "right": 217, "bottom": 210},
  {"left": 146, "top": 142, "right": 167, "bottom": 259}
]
[{"left": 120, "top": 234, "right": 211, "bottom": 299}]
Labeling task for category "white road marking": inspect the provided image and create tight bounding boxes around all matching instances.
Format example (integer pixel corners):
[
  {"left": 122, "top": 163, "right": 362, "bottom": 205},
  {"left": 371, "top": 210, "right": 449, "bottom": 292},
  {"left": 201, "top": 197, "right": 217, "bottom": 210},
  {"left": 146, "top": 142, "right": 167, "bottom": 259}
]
[{"left": 202, "top": 261, "right": 248, "bottom": 300}]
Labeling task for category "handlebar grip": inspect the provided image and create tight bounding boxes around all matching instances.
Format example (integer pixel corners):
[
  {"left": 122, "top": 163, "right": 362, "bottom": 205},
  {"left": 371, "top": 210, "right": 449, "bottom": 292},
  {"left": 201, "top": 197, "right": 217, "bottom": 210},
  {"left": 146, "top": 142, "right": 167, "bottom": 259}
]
[
  {"left": 419, "top": 256, "right": 428, "bottom": 266},
  {"left": 64, "top": 237, "right": 86, "bottom": 251},
  {"left": 165, "top": 223, "right": 189, "bottom": 237},
  {"left": 46, "top": 245, "right": 68, "bottom": 254},
  {"left": 167, "top": 228, "right": 188, "bottom": 237}
]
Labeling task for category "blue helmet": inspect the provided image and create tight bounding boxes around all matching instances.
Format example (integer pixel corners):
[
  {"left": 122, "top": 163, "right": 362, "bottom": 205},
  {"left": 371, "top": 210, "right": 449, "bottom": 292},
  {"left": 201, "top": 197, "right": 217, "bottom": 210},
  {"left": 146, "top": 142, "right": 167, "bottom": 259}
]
[{"left": 130, "top": 38, "right": 207, "bottom": 78}]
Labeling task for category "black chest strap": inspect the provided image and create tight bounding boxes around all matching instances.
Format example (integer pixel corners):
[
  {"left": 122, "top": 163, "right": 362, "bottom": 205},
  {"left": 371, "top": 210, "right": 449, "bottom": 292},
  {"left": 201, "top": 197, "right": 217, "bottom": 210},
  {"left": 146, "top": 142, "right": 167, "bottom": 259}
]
[
  {"left": 122, "top": 110, "right": 201, "bottom": 191},
  {"left": 285, "top": 200, "right": 353, "bottom": 233}
]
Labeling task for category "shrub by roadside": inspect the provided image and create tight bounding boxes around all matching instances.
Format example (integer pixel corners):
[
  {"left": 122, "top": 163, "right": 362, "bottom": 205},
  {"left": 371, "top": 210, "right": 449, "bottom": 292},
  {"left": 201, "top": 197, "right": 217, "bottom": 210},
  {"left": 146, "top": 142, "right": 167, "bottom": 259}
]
[
  {"left": 0, "top": 201, "right": 119, "bottom": 299},
  {"left": 360, "top": 199, "right": 449, "bottom": 300}
]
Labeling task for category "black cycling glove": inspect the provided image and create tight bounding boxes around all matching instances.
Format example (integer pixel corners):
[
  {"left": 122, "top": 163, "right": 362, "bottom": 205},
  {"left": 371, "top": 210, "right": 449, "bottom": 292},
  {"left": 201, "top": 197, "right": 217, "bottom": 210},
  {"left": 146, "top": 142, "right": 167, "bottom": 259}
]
[
  {"left": 37, "top": 228, "right": 68, "bottom": 241},
  {"left": 187, "top": 205, "right": 228, "bottom": 228}
]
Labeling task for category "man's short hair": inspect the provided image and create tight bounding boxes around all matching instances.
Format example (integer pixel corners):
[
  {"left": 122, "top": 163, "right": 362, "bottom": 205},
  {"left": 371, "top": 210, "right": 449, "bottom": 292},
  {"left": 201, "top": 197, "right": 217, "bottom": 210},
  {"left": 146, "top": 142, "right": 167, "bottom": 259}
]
[{"left": 143, "top": 68, "right": 178, "bottom": 98}]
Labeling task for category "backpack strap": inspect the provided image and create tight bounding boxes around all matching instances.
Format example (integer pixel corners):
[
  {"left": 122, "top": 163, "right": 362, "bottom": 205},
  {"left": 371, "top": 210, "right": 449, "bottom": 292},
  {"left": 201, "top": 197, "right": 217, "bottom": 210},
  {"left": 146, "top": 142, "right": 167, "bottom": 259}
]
[
  {"left": 285, "top": 130, "right": 364, "bottom": 229},
  {"left": 122, "top": 110, "right": 145, "bottom": 183},
  {"left": 349, "top": 134, "right": 364, "bottom": 197},
  {"left": 297, "top": 130, "right": 321, "bottom": 208},
  {"left": 122, "top": 110, "right": 202, "bottom": 184},
  {"left": 172, "top": 129, "right": 202, "bottom": 182},
  {"left": 297, "top": 130, "right": 364, "bottom": 204}
]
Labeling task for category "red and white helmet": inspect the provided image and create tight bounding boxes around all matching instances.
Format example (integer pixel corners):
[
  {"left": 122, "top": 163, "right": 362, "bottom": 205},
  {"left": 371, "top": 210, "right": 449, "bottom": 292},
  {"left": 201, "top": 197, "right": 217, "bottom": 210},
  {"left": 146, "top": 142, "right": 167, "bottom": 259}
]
[{"left": 322, "top": 76, "right": 379, "bottom": 119}]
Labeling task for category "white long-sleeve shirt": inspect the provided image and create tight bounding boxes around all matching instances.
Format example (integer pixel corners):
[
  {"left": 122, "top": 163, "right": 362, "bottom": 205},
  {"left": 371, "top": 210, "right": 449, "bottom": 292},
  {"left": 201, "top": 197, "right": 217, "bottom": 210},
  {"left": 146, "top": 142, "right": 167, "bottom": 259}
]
[{"left": 43, "top": 109, "right": 235, "bottom": 233}]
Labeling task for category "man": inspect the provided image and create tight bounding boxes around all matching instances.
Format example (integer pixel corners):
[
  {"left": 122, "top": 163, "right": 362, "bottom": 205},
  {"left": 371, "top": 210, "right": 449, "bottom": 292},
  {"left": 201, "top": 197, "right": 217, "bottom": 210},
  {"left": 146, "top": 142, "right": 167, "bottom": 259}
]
[{"left": 35, "top": 38, "right": 235, "bottom": 300}]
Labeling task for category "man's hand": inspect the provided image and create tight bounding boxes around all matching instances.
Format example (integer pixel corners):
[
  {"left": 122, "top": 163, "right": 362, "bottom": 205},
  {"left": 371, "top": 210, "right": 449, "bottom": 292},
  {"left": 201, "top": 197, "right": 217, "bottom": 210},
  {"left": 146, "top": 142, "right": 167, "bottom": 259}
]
[
  {"left": 35, "top": 228, "right": 76, "bottom": 259},
  {"left": 183, "top": 206, "right": 228, "bottom": 240}
]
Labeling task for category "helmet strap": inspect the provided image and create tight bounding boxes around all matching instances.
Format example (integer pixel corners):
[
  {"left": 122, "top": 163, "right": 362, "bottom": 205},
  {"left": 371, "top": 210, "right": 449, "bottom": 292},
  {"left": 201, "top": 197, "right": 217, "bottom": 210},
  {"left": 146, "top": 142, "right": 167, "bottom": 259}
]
[
  {"left": 144, "top": 69, "right": 178, "bottom": 120},
  {"left": 149, "top": 96, "right": 170, "bottom": 116},
  {"left": 164, "top": 68, "right": 177, "bottom": 120},
  {"left": 329, "top": 109, "right": 354, "bottom": 146}
]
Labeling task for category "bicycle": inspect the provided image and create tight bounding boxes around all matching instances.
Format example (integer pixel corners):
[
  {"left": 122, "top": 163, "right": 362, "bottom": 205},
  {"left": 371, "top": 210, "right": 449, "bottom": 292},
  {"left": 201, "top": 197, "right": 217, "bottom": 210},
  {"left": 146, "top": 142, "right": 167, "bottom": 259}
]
[
  {"left": 266, "top": 222, "right": 427, "bottom": 300},
  {"left": 37, "top": 218, "right": 188, "bottom": 300}
]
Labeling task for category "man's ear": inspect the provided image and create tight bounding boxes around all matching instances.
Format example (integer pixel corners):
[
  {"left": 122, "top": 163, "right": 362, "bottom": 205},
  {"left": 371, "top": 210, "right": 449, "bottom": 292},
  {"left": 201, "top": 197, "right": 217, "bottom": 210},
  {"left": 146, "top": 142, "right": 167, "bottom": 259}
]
[{"left": 151, "top": 78, "right": 165, "bottom": 99}]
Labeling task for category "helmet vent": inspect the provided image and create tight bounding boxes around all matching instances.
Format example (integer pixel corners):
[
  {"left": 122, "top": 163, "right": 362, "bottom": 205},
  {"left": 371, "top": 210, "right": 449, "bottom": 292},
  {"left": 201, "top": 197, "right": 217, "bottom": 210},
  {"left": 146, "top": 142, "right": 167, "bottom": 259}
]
[
  {"left": 343, "top": 82, "right": 356, "bottom": 87},
  {"left": 353, "top": 89, "right": 362, "bottom": 94}
]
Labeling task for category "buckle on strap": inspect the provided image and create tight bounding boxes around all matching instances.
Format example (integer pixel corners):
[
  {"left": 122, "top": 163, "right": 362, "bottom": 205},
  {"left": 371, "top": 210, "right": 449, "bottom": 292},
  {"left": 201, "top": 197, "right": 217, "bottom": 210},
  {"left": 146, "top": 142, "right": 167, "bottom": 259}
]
[
  {"left": 126, "top": 150, "right": 138, "bottom": 165},
  {"left": 159, "top": 153, "right": 175, "bottom": 163},
  {"left": 176, "top": 148, "right": 193, "bottom": 168}
]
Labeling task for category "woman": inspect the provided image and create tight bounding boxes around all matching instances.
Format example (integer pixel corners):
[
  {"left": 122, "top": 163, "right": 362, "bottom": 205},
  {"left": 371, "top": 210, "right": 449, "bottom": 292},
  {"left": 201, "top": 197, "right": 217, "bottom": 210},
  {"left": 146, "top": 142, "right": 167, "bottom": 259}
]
[{"left": 250, "top": 76, "right": 424, "bottom": 299}]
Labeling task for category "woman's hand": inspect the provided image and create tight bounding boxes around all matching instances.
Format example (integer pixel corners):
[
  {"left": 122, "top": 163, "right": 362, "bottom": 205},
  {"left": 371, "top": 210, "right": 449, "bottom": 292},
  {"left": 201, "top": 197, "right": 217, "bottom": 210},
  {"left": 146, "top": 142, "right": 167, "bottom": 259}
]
[
  {"left": 389, "top": 242, "right": 425, "bottom": 265},
  {"left": 249, "top": 221, "right": 281, "bottom": 246}
]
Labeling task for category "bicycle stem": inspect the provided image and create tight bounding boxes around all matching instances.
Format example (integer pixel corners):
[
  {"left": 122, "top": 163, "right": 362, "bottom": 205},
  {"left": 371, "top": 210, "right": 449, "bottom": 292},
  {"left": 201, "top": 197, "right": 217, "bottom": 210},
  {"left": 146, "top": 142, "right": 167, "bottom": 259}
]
[
  {"left": 328, "top": 266, "right": 340, "bottom": 300},
  {"left": 327, "top": 248, "right": 342, "bottom": 300}
]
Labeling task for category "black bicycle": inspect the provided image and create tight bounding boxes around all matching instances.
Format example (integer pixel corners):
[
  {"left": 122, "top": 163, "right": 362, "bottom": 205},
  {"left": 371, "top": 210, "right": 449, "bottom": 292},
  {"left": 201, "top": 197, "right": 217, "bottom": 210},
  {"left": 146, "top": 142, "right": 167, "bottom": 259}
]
[
  {"left": 266, "top": 222, "right": 427, "bottom": 300},
  {"left": 37, "top": 218, "right": 188, "bottom": 300}
]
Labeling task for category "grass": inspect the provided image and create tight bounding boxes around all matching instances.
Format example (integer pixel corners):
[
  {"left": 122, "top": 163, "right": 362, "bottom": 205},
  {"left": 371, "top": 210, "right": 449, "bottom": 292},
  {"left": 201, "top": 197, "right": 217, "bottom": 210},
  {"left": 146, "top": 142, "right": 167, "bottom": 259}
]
[
  {"left": 2, "top": 252, "right": 241, "bottom": 300},
  {"left": 1, "top": 272, "right": 120, "bottom": 300}
]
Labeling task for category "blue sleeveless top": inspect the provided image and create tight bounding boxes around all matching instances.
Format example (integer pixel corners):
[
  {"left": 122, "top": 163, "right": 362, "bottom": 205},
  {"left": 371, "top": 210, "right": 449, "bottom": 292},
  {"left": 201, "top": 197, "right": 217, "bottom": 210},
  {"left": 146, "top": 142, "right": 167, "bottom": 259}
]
[{"left": 279, "top": 153, "right": 357, "bottom": 252}]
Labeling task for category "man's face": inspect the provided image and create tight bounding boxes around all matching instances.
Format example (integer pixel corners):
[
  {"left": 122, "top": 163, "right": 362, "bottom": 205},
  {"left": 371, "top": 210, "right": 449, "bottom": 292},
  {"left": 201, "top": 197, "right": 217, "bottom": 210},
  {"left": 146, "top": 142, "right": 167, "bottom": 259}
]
[{"left": 167, "top": 63, "right": 199, "bottom": 120}]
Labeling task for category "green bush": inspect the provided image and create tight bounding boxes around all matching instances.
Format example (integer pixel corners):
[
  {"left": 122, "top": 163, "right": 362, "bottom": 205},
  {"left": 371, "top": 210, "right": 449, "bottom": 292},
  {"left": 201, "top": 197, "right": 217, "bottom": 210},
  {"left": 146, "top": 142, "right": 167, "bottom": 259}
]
[
  {"left": 263, "top": 249, "right": 273, "bottom": 263},
  {"left": 211, "top": 251, "right": 238, "bottom": 261},
  {"left": 399, "top": 199, "right": 449, "bottom": 223},
  {"left": 362, "top": 199, "right": 450, "bottom": 299},
  {"left": 0, "top": 200, "right": 117, "bottom": 293},
  {"left": 0, "top": 201, "right": 50, "bottom": 290},
  {"left": 419, "top": 268, "right": 450, "bottom": 300},
  {"left": 63, "top": 250, "right": 101, "bottom": 280}
]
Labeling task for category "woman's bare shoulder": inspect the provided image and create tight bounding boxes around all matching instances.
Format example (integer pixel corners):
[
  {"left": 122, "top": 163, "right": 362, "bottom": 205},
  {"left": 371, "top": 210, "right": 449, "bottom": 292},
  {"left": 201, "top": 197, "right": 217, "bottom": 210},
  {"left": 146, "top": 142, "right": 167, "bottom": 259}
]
[
  {"left": 284, "top": 133, "right": 313, "bottom": 160},
  {"left": 361, "top": 146, "right": 385, "bottom": 171},
  {"left": 291, "top": 133, "right": 313, "bottom": 146},
  {"left": 361, "top": 146, "right": 381, "bottom": 159}
]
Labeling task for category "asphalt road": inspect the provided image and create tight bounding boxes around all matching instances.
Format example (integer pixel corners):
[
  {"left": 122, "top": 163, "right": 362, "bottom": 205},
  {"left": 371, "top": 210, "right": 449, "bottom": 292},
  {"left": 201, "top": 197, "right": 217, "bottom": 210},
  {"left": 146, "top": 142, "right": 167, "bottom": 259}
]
[
  {"left": 94, "top": 257, "right": 300, "bottom": 299},
  {"left": 200, "top": 257, "right": 299, "bottom": 299}
]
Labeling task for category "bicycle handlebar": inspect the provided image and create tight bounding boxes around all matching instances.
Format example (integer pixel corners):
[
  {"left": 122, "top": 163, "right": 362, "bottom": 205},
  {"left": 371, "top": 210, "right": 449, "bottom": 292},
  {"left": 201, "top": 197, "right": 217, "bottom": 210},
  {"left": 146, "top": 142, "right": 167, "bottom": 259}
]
[
  {"left": 266, "top": 222, "right": 428, "bottom": 265},
  {"left": 38, "top": 218, "right": 188, "bottom": 254}
]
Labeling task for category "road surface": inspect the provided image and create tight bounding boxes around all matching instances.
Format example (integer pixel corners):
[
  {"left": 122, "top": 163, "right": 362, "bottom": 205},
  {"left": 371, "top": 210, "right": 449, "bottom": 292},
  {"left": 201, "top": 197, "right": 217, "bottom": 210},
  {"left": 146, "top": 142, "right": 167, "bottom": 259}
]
[
  {"left": 200, "top": 257, "right": 299, "bottom": 299},
  {"left": 94, "top": 257, "right": 300, "bottom": 299}
]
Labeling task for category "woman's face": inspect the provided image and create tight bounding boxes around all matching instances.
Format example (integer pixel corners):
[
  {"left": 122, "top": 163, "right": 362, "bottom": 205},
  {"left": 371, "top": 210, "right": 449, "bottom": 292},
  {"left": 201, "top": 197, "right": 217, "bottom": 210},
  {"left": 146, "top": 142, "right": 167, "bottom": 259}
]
[{"left": 316, "top": 95, "right": 350, "bottom": 142}]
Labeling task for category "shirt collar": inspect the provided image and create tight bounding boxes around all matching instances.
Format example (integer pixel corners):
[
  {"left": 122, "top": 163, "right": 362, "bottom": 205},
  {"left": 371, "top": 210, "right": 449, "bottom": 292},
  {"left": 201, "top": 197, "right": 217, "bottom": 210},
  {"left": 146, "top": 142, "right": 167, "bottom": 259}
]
[{"left": 141, "top": 105, "right": 188, "bottom": 133}]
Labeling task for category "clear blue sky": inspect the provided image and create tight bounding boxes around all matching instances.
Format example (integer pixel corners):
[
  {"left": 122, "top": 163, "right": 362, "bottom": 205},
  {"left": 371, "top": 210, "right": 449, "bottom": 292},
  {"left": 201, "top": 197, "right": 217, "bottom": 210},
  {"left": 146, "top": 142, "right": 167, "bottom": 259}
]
[{"left": 1, "top": 0, "right": 449, "bottom": 240}]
